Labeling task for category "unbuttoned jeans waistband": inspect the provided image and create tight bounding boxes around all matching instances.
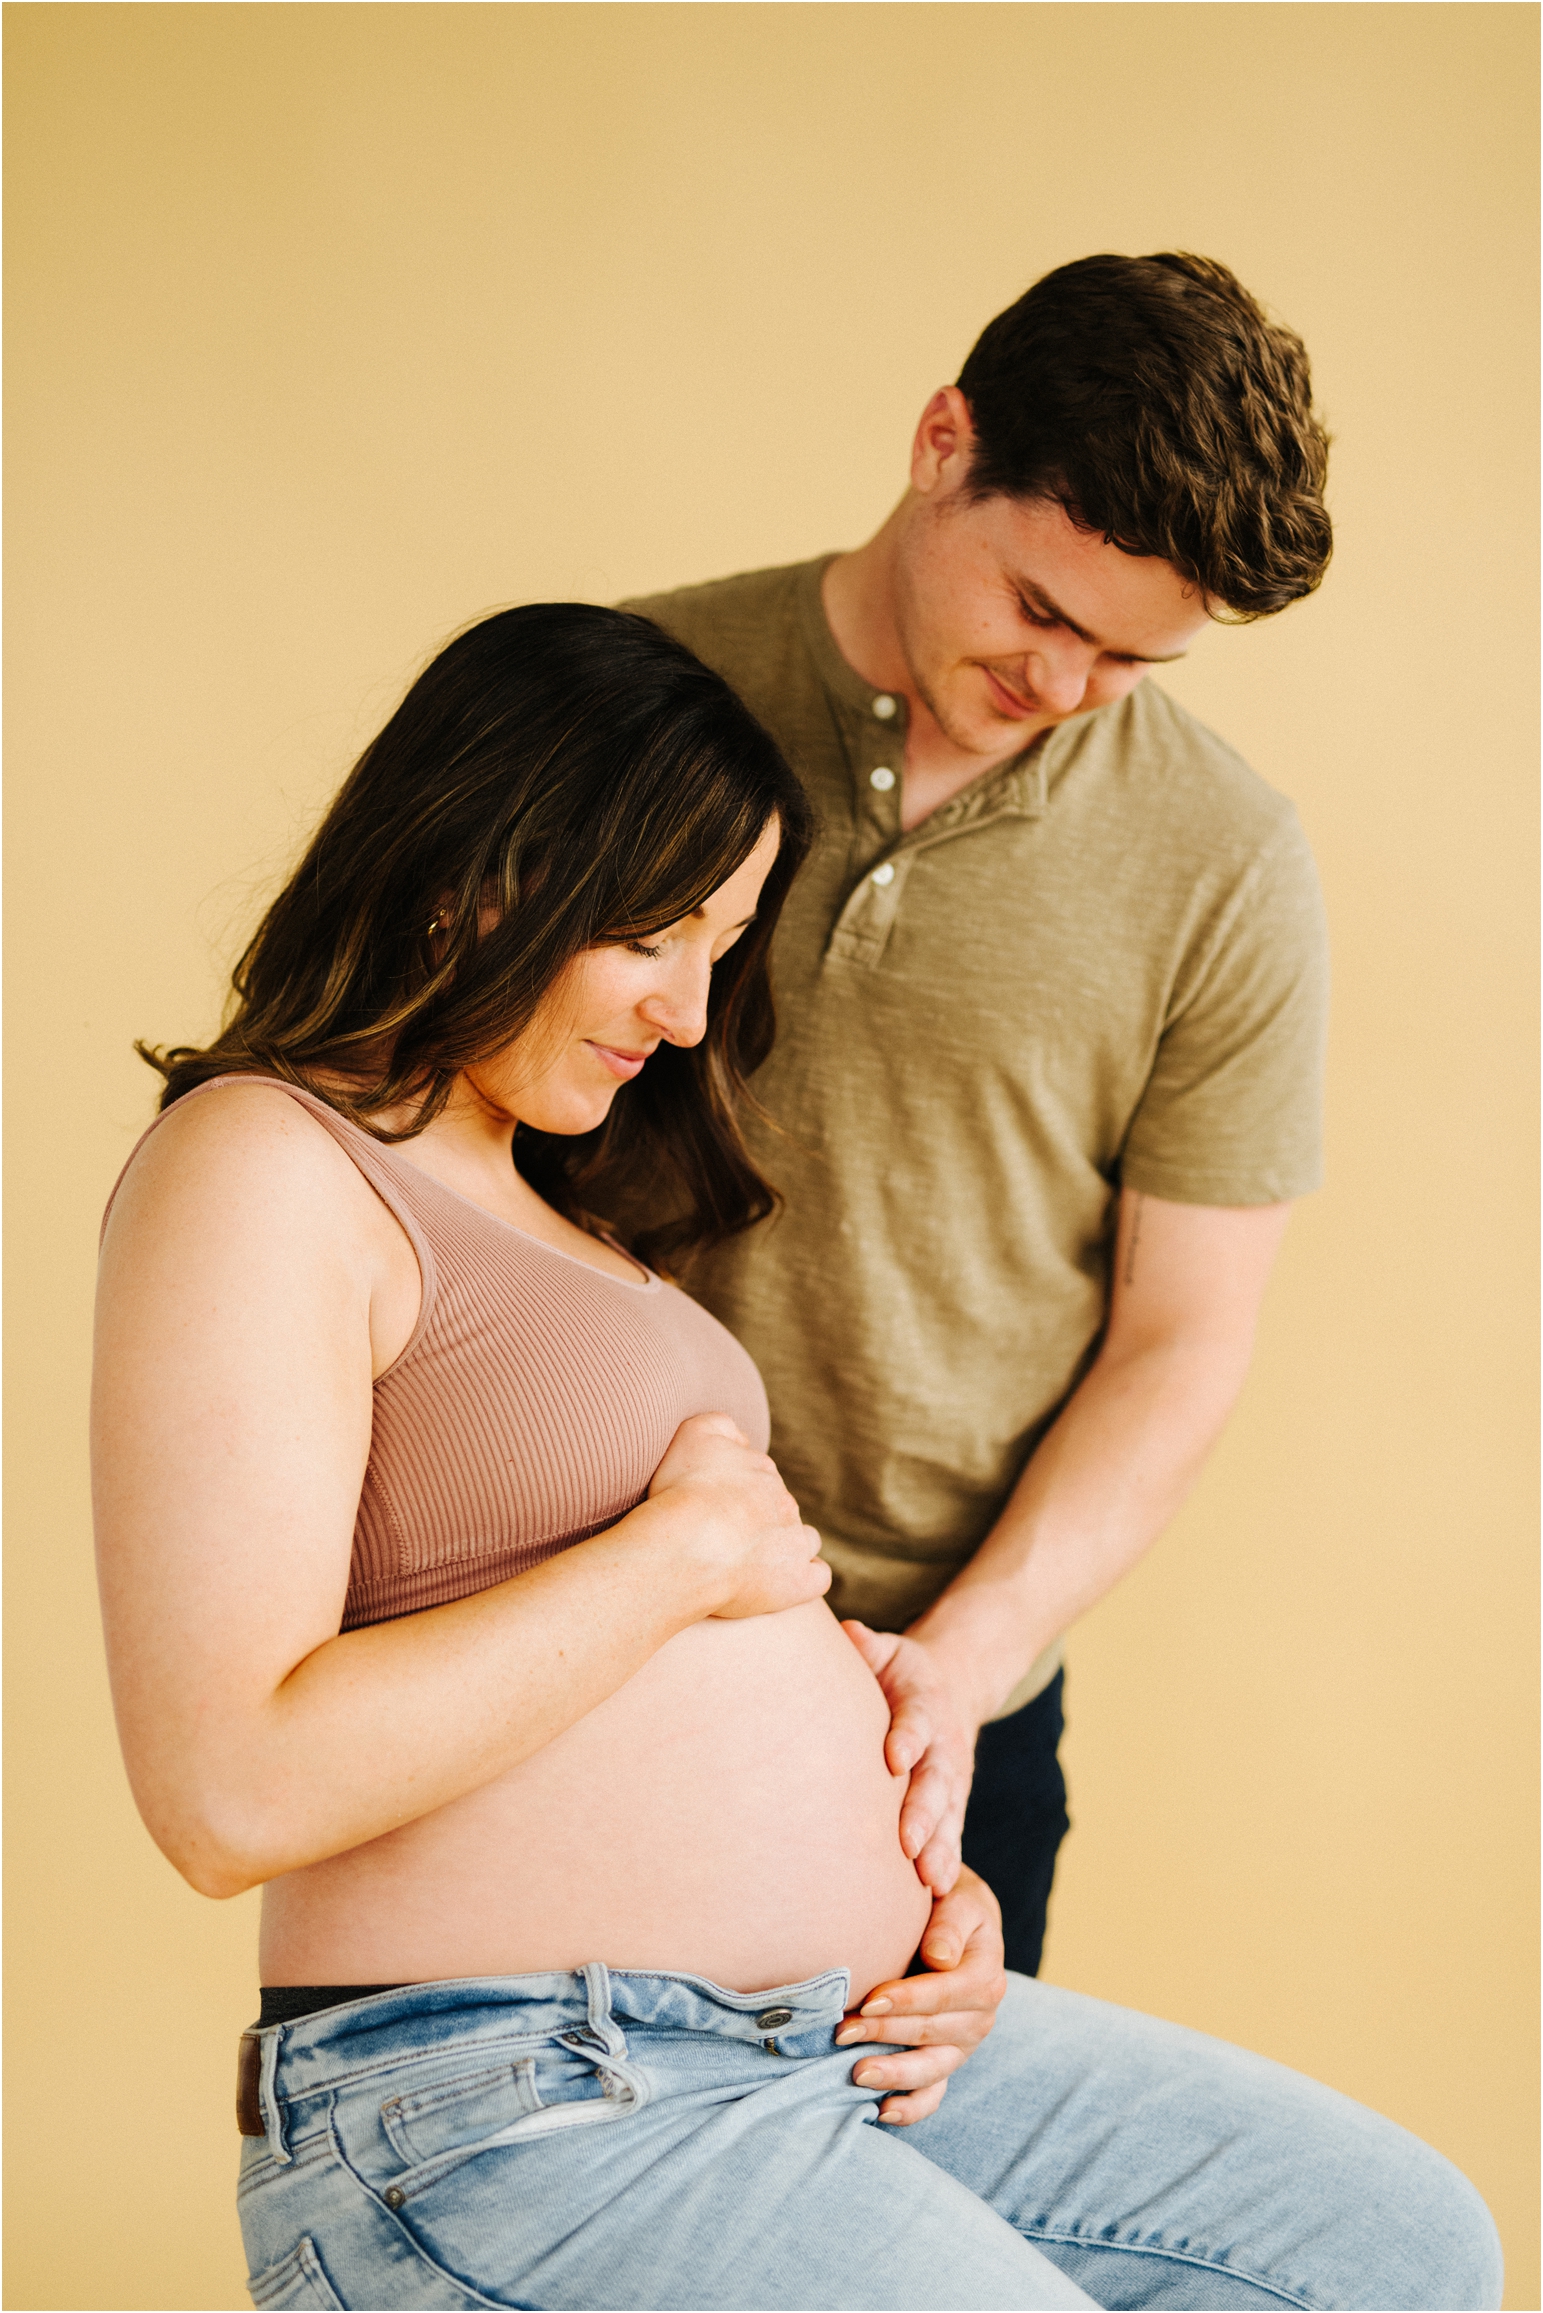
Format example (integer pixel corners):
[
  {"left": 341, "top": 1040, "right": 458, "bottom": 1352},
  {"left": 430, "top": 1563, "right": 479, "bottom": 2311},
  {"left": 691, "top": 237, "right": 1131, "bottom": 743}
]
[{"left": 238, "top": 1961, "right": 854, "bottom": 2153}]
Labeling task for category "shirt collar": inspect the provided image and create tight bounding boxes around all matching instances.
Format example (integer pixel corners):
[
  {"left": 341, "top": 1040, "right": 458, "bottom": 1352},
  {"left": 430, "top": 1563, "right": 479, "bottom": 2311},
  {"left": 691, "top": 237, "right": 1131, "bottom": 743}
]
[
  {"left": 796, "top": 554, "right": 892, "bottom": 719},
  {"left": 795, "top": 553, "right": 1057, "bottom": 821}
]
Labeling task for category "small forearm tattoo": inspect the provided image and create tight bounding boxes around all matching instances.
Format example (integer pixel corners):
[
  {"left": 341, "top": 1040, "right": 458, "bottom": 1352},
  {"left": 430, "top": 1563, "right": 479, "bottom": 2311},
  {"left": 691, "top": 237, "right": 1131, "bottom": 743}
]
[{"left": 1122, "top": 1193, "right": 1145, "bottom": 1287}]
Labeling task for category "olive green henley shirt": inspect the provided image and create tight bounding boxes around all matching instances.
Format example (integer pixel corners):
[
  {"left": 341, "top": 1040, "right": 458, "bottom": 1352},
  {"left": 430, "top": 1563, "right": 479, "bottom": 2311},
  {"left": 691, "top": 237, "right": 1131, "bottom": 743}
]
[{"left": 627, "top": 558, "right": 1328, "bottom": 1716}]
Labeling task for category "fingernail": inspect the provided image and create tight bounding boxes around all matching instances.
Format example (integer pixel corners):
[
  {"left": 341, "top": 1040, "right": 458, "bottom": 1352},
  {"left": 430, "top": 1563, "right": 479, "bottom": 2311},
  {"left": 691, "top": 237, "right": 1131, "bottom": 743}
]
[
  {"left": 859, "top": 1996, "right": 892, "bottom": 2016},
  {"left": 923, "top": 1943, "right": 957, "bottom": 1968},
  {"left": 853, "top": 2065, "right": 883, "bottom": 2087},
  {"left": 834, "top": 2024, "right": 863, "bottom": 2044}
]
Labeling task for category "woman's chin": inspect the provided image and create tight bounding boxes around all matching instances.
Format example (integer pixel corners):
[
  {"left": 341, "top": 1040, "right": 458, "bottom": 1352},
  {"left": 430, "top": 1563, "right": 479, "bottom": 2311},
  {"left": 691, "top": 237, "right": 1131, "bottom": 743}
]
[{"left": 521, "top": 1085, "right": 624, "bottom": 1137}]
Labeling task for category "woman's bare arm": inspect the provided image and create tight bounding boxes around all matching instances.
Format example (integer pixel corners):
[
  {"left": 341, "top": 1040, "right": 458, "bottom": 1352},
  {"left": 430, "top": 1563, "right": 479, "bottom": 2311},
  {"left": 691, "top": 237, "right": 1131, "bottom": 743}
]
[{"left": 92, "top": 1088, "right": 826, "bottom": 1900}]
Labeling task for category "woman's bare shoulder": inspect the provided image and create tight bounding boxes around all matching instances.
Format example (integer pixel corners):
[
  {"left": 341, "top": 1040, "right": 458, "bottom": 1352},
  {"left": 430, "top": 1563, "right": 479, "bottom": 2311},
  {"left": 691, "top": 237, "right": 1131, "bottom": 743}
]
[
  {"left": 101, "top": 1081, "right": 421, "bottom": 1377},
  {"left": 103, "top": 1080, "right": 387, "bottom": 1256}
]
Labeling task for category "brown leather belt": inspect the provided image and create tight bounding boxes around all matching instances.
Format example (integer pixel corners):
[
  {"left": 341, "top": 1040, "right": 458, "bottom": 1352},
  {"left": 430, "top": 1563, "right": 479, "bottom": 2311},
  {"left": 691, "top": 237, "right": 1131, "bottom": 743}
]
[{"left": 237, "top": 2031, "right": 265, "bottom": 2136}]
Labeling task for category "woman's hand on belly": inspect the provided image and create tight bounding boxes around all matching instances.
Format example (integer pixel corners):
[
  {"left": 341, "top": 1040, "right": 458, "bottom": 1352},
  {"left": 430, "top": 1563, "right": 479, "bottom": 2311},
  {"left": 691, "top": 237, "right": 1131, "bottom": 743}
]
[
  {"left": 831, "top": 1865, "right": 1009, "bottom": 2126},
  {"left": 643, "top": 1413, "right": 830, "bottom": 1619}
]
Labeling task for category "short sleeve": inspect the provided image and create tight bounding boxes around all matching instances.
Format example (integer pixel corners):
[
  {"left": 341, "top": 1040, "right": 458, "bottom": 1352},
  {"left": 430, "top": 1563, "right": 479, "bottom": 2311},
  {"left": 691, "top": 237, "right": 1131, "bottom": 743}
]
[{"left": 1119, "top": 812, "right": 1329, "bottom": 1207}]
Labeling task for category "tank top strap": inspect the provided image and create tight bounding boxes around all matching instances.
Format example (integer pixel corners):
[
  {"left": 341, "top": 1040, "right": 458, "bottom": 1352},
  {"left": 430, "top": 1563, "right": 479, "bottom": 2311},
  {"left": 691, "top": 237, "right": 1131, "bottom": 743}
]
[{"left": 99, "top": 1074, "right": 439, "bottom": 1362}]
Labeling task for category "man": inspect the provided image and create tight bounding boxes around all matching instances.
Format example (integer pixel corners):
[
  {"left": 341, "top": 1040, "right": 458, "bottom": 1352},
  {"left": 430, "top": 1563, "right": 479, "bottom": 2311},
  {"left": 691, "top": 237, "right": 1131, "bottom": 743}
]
[{"left": 626, "top": 251, "right": 1331, "bottom": 1979}]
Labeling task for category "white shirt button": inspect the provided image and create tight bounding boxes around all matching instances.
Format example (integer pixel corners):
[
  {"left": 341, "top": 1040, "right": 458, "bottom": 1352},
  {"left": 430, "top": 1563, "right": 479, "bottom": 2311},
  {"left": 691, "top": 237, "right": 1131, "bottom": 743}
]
[
  {"left": 872, "top": 694, "right": 898, "bottom": 720},
  {"left": 869, "top": 766, "right": 896, "bottom": 792},
  {"left": 871, "top": 862, "right": 896, "bottom": 886}
]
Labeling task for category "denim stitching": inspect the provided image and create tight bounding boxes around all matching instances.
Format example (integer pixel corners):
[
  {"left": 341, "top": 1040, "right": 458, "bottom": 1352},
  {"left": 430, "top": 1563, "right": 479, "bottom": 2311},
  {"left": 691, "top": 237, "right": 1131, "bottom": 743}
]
[
  {"left": 381, "top": 2055, "right": 545, "bottom": 2167},
  {"left": 1026, "top": 2225, "right": 1324, "bottom": 2311},
  {"left": 274, "top": 2025, "right": 565, "bottom": 2100},
  {"left": 582, "top": 1959, "right": 624, "bottom": 2054},
  {"left": 382, "top": 2053, "right": 652, "bottom": 2199},
  {"left": 603, "top": 1963, "right": 849, "bottom": 2004},
  {"left": 274, "top": 2000, "right": 844, "bottom": 2105},
  {"left": 265, "top": 1972, "right": 851, "bottom": 2159},
  {"left": 257, "top": 2026, "right": 291, "bottom": 2164},
  {"left": 329, "top": 2140, "right": 516, "bottom": 2312},
  {"left": 246, "top": 2233, "right": 345, "bottom": 2311},
  {"left": 237, "top": 2133, "right": 335, "bottom": 2196},
  {"left": 326, "top": 2049, "right": 652, "bottom": 2207}
]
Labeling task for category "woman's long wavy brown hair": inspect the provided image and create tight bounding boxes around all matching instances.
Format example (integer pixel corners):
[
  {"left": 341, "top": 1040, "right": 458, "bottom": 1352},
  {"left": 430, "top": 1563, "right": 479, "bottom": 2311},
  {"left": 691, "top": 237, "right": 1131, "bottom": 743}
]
[{"left": 139, "top": 604, "right": 815, "bottom": 1264}]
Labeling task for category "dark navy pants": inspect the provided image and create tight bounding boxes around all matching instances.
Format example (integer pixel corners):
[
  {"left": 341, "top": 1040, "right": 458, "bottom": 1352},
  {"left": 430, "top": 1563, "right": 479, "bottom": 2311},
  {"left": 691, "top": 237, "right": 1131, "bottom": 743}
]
[{"left": 960, "top": 1669, "right": 1070, "bottom": 1976}]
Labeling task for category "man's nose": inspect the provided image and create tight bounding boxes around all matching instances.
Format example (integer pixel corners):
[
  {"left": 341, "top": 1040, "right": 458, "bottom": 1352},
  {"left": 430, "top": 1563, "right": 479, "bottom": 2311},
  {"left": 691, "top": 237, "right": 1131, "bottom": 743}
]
[{"left": 1027, "top": 645, "right": 1094, "bottom": 717}]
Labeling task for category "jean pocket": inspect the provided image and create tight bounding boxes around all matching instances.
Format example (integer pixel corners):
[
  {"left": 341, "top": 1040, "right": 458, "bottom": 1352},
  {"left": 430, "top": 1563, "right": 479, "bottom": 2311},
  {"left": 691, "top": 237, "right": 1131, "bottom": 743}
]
[
  {"left": 247, "top": 2234, "right": 344, "bottom": 2310},
  {"left": 381, "top": 2057, "right": 543, "bottom": 2168},
  {"left": 334, "top": 2036, "right": 651, "bottom": 2212}
]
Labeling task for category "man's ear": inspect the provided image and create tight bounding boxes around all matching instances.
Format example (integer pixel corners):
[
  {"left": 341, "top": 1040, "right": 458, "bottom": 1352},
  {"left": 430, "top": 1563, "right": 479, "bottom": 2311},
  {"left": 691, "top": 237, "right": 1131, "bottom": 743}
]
[{"left": 910, "top": 385, "right": 978, "bottom": 497}]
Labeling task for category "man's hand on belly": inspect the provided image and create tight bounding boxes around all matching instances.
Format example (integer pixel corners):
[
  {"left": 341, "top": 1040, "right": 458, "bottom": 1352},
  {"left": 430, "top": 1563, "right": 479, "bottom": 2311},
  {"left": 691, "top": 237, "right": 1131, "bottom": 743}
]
[
  {"left": 832, "top": 1867, "right": 1007, "bottom": 2124},
  {"left": 840, "top": 1620, "right": 978, "bottom": 1895}
]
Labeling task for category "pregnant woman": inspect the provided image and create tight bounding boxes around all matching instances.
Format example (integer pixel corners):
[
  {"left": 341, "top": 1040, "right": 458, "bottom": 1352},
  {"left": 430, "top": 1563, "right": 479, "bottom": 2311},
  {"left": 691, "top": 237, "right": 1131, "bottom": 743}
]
[{"left": 94, "top": 604, "right": 1499, "bottom": 2312}]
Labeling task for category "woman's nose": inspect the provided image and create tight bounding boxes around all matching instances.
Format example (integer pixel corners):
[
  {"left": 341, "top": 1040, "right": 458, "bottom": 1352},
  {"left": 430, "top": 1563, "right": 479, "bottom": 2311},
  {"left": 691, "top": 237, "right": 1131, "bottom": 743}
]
[{"left": 641, "top": 959, "right": 711, "bottom": 1048}]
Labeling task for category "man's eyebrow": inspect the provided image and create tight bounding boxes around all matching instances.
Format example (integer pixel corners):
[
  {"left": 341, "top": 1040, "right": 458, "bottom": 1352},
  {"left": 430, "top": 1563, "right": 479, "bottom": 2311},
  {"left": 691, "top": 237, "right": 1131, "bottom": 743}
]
[{"left": 1014, "top": 576, "right": 1189, "bottom": 665}]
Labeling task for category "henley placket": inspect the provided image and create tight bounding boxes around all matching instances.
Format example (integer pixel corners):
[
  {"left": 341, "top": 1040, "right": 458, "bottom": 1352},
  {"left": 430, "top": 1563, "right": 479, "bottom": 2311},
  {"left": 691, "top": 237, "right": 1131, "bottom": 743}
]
[{"left": 822, "top": 685, "right": 1052, "bottom": 971}]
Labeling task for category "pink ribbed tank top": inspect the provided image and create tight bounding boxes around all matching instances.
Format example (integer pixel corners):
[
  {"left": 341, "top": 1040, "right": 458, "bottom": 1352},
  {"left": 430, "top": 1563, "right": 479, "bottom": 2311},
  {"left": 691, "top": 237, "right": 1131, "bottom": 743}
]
[{"left": 101, "top": 1075, "right": 771, "bottom": 1630}]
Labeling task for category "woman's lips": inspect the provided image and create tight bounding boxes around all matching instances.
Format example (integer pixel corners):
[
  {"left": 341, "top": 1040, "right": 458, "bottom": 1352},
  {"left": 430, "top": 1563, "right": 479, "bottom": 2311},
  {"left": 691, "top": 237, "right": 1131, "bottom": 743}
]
[
  {"left": 588, "top": 1042, "right": 654, "bottom": 1080},
  {"left": 982, "top": 665, "right": 1039, "bottom": 719}
]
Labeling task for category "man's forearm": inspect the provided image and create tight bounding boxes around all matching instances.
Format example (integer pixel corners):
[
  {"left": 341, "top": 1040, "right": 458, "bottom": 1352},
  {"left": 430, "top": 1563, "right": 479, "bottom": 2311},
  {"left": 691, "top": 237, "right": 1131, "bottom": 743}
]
[
  {"left": 906, "top": 1330, "right": 1255, "bottom": 1726},
  {"left": 865, "top": 1195, "right": 1292, "bottom": 1889}
]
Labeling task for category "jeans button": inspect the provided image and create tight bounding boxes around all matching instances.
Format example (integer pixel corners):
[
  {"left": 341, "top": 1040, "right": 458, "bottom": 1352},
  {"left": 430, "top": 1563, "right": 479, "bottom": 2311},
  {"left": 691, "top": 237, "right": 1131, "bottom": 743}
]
[
  {"left": 755, "top": 2007, "right": 794, "bottom": 2030},
  {"left": 384, "top": 2186, "right": 406, "bottom": 2210}
]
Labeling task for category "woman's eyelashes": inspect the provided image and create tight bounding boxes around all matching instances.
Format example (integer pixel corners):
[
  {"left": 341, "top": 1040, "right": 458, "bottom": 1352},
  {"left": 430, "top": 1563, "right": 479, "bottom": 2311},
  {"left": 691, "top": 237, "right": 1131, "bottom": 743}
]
[{"left": 622, "top": 927, "right": 745, "bottom": 966}]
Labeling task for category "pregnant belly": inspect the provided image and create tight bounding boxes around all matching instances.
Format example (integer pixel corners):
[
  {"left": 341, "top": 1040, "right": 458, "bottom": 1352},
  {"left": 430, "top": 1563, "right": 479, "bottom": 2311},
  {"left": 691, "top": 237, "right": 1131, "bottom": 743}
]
[{"left": 259, "top": 1601, "right": 934, "bottom": 2004}]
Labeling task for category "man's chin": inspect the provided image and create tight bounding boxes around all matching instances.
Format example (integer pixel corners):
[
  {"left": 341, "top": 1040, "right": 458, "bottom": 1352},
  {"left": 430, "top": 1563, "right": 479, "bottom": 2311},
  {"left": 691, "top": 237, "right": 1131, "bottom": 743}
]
[
  {"left": 949, "top": 706, "right": 1049, "bottom": 755},
  {"left": 914, "top": 671, "right": 1045, "bottom": 757}
]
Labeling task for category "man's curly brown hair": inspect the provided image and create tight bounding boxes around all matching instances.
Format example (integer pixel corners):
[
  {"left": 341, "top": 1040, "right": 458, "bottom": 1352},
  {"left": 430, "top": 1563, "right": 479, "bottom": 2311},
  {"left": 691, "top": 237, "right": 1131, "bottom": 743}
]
[{"left": 956, "top": 252, "right": 1331, "bottom": 619}]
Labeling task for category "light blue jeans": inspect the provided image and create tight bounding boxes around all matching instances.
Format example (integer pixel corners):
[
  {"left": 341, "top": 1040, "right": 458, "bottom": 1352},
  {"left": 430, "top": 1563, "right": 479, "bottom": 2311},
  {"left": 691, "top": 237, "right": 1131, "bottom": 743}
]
[{"left": 237, "top": 1967, "right": 1501, "bottom": 2311}]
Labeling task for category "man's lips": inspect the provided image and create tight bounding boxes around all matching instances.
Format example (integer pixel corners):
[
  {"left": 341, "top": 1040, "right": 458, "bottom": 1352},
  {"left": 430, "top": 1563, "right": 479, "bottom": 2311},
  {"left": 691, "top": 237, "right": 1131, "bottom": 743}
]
[
  {"left": 587, "top": 1041, "right": 656, "bottom": 1080},
  {"left": 981, "top": 665, "right": 1041, "bottom": 719}
]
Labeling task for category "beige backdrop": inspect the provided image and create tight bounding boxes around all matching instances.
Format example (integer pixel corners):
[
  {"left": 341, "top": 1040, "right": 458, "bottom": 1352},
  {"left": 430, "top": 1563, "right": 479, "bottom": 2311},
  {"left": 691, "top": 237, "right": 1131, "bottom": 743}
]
[{"left": 6, "top": 5, "right": 1537, "bottom": 2308}]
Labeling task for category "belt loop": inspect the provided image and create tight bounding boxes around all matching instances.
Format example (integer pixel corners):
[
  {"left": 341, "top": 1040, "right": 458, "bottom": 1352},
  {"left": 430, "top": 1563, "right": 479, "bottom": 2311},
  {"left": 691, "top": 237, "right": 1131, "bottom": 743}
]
[
  {"left": 581, "top": 1960, "right": 626, "bottom": 2057},
  {"left": 258, "top": 2026, "right": 292, "bottom": 2164}
]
